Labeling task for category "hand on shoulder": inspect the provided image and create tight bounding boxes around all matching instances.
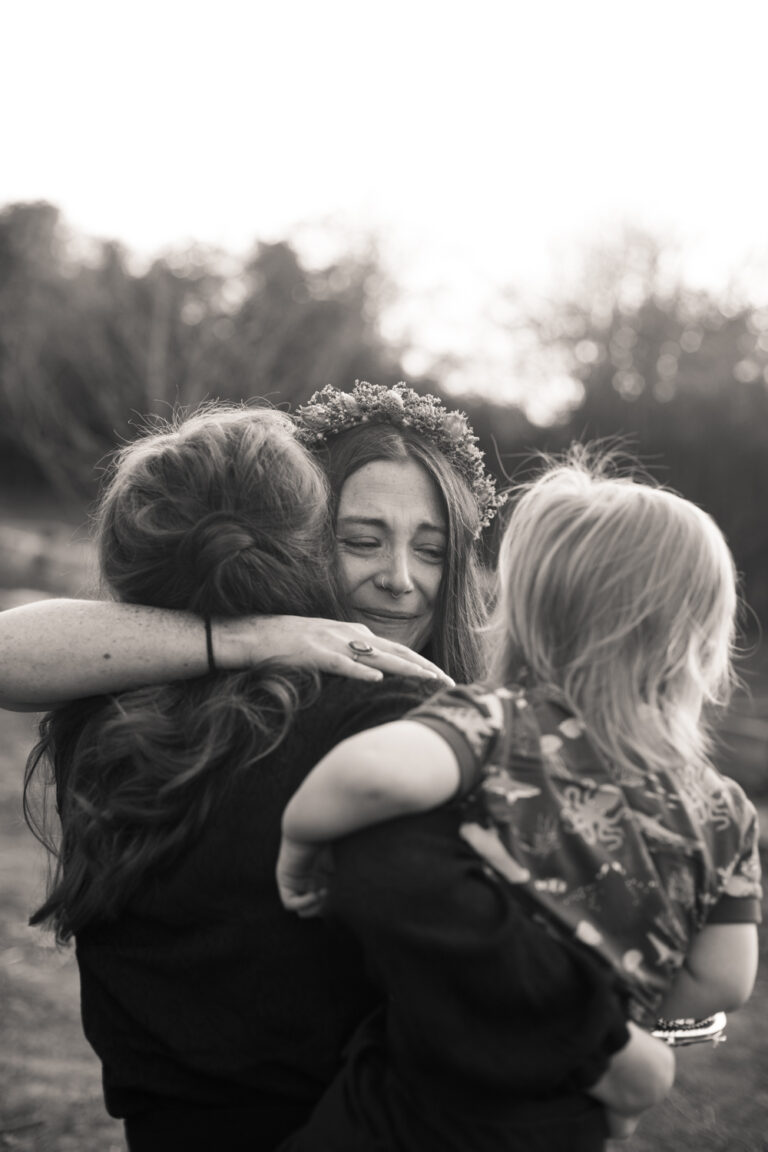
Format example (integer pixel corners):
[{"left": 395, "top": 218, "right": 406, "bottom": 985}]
[{"left": 213, "top": 615, "right": 453, "bottom": 685}]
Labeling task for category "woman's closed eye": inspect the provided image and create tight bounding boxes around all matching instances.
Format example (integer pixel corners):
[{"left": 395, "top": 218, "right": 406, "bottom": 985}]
[
  {"left": 337, "top": 535, "right": 445, "bottom": 564},
  {"left": 338, "top": 536, "right": 381, "bottom": 552},
  {"left": 417, "top": 545, "right": 445, "bottom": 564}
]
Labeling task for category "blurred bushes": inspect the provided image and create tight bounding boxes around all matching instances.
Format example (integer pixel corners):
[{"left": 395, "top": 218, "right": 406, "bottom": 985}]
[
  {"left": 505, "top": 230, "right": 768, "bottom": 623},
  {"left": 0, "top": 201, "right": 405, "bottom": 496},
  {"left": 1, "top": 205, "right": 767, "bottom": 622}
]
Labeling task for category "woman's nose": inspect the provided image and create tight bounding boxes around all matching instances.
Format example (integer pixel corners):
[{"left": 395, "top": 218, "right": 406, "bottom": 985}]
[{"left": 376, "top": 548, "right": 414, "bottom": 596}]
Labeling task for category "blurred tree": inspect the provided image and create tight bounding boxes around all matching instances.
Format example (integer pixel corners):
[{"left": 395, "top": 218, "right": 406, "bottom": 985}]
[
  {"left": 504, "top": 229, "right": 768, "bottom": 622},
  {"left": 194, "top": 239, "right": 404, "bottom": 408},
  {"left": 0, "top": 203, "right": 406, "bottom": 497},
  {"left": 3, "top": 206, "right": 768, "bottom": 624},
  {"left": 0, "top": 202, "right": 83, "bottom": 492}
]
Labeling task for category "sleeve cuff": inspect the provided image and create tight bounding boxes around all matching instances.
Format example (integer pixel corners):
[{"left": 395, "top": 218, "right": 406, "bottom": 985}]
[{"left": 706, "top": 894, "right": 762, "bottom": 924}]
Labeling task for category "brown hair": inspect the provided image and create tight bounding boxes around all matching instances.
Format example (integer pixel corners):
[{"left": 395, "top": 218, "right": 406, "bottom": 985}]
[
  {"left": 25, "top": 405, "right": 338, "bottom": 942},
  {"left": 315, "top": 422, "right": 489, "bottom": 682}
]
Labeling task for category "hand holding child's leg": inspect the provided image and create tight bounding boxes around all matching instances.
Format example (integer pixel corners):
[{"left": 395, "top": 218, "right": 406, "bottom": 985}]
[{"left": 588, "top": 1022, "right": 675, "bottom": 1119}]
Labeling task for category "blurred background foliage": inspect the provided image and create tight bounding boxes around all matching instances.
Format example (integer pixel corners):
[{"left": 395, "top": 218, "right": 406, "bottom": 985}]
[{"left": 2, "top": 199, "right": 767, "bottom": 622}]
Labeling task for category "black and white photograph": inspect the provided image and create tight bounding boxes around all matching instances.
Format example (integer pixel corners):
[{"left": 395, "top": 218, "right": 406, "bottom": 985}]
[{"left": 1, "top": 3, "right": 766, "bottom": 1150}]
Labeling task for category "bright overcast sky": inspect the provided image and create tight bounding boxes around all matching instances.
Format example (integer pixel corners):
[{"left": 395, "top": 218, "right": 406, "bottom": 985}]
[{"left": 5, "top": 0, "right": 768, "bottom": 400}]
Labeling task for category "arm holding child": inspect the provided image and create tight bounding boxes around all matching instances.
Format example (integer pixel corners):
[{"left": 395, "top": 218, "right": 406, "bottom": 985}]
[
  {"left": 277, "top": 720, "right": 460, "bottom": 913},
  {"left": 589, "top": 1021, "right": 676, "bottom": 1140},
  {"left": 277, "top": 720, "right": 677, "bottom": 1137},
  {"left": 0, "top": 601, "right": 448, "bottom": 711}
]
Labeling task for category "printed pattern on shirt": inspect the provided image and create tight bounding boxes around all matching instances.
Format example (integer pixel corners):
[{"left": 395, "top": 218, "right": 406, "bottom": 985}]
[{"left": 409, "top": 683, "right": 762, "bottom": 1022}]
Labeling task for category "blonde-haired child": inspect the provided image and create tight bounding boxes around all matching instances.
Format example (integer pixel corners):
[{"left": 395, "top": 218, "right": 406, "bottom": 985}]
[{"left": 277, "top": 451, "right": 761, "bottom": 1140}]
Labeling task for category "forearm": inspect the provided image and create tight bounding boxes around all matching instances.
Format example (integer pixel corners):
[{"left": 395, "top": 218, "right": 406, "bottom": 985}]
[
  {"left": 277, "top": 725, "right": 460, "bottom": 913},
  {"left": 658, "top": 967, "right": 726, "bottom": 1020},
  {"left": 659, "top": 965, "right": 752, "bottom": 1019},
  {"left": 0, "top": 599, "right": 207, "bottom": 708},
  {"left": 281, "top": 750, "right": 406, "bottom": 844},
  {"left": 282, "top": 722, "right": 461, "bottom": 843},
  {"left": 660, "top": 923, "right": 758, "bottom": 1018},
  {"left": 0, "top": 600, "right": 453, "bottom": 712}
]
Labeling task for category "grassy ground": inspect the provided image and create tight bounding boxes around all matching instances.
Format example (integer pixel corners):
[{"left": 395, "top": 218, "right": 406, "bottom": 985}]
[
  {"left": 0, "top": 596, "right": 767, "bottom": 1150},
  {"left": 0, "top": 710, "right": 124, "bottom": 1152}
]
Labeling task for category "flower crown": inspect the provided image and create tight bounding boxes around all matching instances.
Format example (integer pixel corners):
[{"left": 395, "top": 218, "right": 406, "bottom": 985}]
[{"left": 295, "top": 381, "right": 506, "bottom": 531}]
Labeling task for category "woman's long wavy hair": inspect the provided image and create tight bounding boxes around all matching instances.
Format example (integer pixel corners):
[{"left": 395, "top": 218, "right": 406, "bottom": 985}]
[
  {"left": 25, "top": 405, "right": 339, "bottom": 942},
  {"left": 315, "top": 422, "right": 490, "bottom": 682},
  {"left": 486, "top": 448, "right": 739, "bottom": 781}
]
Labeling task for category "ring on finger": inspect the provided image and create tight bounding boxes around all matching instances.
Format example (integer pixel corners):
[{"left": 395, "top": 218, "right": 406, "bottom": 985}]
[{"left": 348, "top": 639, "right": 376, "bottom": 661}]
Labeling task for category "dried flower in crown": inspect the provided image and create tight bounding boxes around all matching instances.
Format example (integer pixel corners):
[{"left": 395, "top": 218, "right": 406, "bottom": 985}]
[{"left": 294, "top": 381, "right": 506, "bottom": 532}]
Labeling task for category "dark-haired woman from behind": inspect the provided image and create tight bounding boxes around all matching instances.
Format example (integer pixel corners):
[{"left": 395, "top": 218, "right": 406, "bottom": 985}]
[{"left": 24, "top": 406, "right": 445, "bottom": 1151}]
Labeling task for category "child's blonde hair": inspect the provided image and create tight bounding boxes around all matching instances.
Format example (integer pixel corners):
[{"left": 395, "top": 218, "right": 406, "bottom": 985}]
[{"left": 487, "top": 448, "right": 739, "bottom": 780}]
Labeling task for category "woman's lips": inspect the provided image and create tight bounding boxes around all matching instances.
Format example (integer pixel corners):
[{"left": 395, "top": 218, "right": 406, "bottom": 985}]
[{"left": 357, "top": 608, "right": 420, "bottom": 621}]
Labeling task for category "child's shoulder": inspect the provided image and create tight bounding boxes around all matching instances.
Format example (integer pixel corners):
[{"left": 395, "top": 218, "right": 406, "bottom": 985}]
[
  {"left": 672, "top": 762, "right": 761, "bottom": 879},
  {"left": 696, "top": 766, "right": 763, "bottom": 902},
  {"left": 409, "top": 681, "right": 508, "bottom": 732},
  {"left": 412, "top": 680, "right": 534, "bottom": 728},
  {"left": 409, "top": 680, "right": 574, "bottom": 762},
  {"left": 691, "top": 761, "right": 758, "bottom": 820}
]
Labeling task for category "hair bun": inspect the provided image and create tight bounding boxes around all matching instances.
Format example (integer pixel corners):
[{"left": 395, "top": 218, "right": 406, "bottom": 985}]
[{"left": 179, "top": 513, "right": 255, "bottom": 579}]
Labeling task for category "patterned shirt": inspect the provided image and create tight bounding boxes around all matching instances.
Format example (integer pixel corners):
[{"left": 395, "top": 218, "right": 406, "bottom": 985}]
[{"left": 409, "top": 683, "right": 762, "bottom": 1023}]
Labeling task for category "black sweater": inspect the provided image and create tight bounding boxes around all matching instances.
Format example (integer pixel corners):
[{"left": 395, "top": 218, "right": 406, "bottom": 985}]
[{"left": 72, "top": 677, "right": 434, "bottom": 1133}]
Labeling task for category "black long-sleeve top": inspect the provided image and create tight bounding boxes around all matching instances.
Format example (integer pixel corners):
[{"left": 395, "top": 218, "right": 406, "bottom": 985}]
[{"left": 72, "top": 677, "right": 434, "bottom": 1137}]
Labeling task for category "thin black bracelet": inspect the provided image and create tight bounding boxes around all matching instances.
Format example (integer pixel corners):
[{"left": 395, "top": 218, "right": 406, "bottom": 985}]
[{"left": 204, "top": 616, "right": 217, "bottom": 674}]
